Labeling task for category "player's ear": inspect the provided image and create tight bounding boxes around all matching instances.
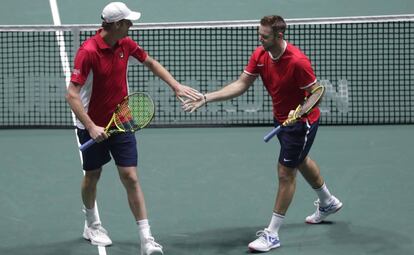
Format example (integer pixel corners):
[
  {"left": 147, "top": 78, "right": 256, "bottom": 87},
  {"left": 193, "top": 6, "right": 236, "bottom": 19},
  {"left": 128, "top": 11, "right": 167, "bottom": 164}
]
[{"left": 277, "top": 32, "right": 284, "bottom": 39}]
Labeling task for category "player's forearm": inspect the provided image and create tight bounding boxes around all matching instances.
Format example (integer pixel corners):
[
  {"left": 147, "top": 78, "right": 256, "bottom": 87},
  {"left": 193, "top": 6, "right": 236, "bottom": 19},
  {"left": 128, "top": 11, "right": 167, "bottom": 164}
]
[
  {"left": 65, "top": 92, "right": 95, "bottom": 130},
  {"left": 298, "top": 84, "right": 325, "bottom": 116},
  {"left": 205, "top": 79, "right": 250, "bottom": 103},
  {"left": 146, "top": 59, "right": 180, "bottom": 90}
]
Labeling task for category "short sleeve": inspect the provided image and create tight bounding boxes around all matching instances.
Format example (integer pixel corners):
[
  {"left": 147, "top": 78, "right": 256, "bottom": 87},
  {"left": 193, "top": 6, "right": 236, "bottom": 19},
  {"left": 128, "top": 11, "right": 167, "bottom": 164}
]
[
  {"left": 244, "top": 47, "right": 262, "bottom": 76},
  {"left": 124, "top": 37, "right": 148, "bottom": 63},
  {"left": 70, "top": 48, "right": 92, "bottom": 85},
  {"left": 295, "top": 58, "right": 317, "bottom": 89}
]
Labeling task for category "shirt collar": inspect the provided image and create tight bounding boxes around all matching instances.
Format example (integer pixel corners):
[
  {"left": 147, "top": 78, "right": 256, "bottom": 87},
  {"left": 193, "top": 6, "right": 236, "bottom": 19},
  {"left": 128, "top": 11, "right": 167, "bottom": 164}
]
[
  {"left": 268, "top": 40, "right": 287, "bottom": 61},
  {"left": 94, "top": 29, "right": 116, "bottom": 50}
]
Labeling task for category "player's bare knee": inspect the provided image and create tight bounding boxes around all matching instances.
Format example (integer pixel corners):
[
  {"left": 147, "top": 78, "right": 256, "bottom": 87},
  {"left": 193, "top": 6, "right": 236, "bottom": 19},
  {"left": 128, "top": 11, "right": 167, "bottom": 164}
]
[
  {"left": 299, "top": 156, "right": 311, "bottom": 166},
  {"left": 278, "top": 173, "right": 296, "bottom": 183},
  {"left": 119, "top": 171, "right": 138, "bottom": 187},
  {"left": 84, "top": 170, "right": 101, "bottom": 184},
  {"left": 278, "top": 165, "right": 297, "bottom": 183}
]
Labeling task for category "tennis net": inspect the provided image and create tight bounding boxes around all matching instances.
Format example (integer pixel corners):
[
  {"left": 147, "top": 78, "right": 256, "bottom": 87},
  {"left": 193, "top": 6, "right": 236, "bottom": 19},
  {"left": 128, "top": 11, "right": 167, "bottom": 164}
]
[{"left": 1, "top": 14, "right": 413, "bottom": 128}]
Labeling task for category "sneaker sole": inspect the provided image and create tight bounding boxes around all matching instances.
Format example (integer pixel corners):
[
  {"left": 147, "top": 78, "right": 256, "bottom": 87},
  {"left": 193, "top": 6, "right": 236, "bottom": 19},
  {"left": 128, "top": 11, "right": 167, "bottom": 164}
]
[
  {"left": 305, "top": 203, "right": 343, "bottom": 224},
  {"left": 141, "top": 249, "right": 163, "bottom": 255},
  {"left": 248, "top": 243, "right": 281, "bottom": 253},
  {"left": 141, "top": 251, "right": 164, "bottom": 255},
  {"left": 83, "top": 233, "right": 112, "bottom": 246}
]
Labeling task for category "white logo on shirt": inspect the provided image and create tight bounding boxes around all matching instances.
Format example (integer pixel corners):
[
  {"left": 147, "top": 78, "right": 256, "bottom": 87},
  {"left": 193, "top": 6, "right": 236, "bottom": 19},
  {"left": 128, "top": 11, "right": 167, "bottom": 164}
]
[{"left": 72, "top": 69, "right": 80, "bottom": 75}]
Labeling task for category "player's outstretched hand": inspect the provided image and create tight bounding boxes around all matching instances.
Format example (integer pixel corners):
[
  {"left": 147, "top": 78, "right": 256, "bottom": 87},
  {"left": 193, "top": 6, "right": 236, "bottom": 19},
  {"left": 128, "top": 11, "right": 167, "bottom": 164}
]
[
  {"left": 181, "top": 96, "right": 206, "bottom": 113},
  {"left": 174, "top": 84, "right": 203, "bottom": 103}
]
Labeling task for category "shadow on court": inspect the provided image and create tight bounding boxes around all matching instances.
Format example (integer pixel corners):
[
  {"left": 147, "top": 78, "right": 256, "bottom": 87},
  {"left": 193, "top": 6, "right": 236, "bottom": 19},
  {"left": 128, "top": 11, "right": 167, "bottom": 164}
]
[
  {"left": 163, "top": 222, "right": 411, "bottom": 255},
  {"left": 164, "top": 226, "right": 257, "bottom": 254},
  {"left": 294, "top": 221, "right": 412, "bottom": 255},
  {"left": 0, "top": 238, "right": 97, "bottom": 255},
  {"left": 96, "top": 222, "right": 411, "bottom": 255},
  {"left": 1, "top": 222, "right": 411, "bottom": 255}
]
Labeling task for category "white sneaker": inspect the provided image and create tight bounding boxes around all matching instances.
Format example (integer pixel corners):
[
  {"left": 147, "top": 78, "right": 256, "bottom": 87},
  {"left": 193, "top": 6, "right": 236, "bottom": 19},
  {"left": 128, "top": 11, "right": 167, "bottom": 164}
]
[
  {"left": 306, "top": 195, "right": 343, "bottom": 224},
  {"left": 83, "top": 221, "right": 112, "bottom": 246},
  {"left": 141, "top": 236, "right": 163, "bottom": 255},
  {"left": 248, "top": 228, "right": 281, "bottom": 252}
]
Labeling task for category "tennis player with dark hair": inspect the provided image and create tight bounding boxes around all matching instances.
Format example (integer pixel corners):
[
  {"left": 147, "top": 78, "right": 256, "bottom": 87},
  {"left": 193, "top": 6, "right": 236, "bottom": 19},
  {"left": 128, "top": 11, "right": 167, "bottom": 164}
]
[
  {"left": 183, "top": 15, "right": 342, "bottom": 253},
  {"left": 65, "top": 2, "right": 201, "bottom": 254}
]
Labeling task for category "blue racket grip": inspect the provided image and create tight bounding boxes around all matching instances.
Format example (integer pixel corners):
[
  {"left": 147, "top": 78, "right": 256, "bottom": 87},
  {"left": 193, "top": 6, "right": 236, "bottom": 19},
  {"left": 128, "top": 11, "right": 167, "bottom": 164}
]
[
  {"left": 79, "top": 138, "right": 96, "bottom": 152},
  {"left": 264, "top": 126, "right": 282, "bottom": 143}
]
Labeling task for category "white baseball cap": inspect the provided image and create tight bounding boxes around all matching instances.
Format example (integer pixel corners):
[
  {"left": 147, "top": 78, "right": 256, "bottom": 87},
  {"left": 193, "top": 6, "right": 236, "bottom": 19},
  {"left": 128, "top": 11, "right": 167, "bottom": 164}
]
[{"left": 101, "top": 2, "right": 141, "bottom": 23}]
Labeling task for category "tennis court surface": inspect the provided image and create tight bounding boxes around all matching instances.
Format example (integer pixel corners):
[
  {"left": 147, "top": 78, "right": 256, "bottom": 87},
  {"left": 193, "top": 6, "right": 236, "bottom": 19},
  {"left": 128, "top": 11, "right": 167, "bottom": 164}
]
[
  {"left": 1, "top": 126, "right": 413, "bottom": 255},
  {"left": 1, "top": 1, "right": 413, "bottom": 255}
]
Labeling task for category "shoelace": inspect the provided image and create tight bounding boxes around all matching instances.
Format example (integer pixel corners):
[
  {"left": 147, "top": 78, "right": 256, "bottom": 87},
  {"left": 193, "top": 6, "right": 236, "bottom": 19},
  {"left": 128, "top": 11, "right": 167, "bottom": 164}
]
[
  {"left": 255, "top": 230, "right": 271, "bottom": 244},
  {"left": 309, "top": 200, "right": 322, "bottom": 218},
  {"left": 255, "top": 230, "right": 268, "bottom": 237},
  {"left": 90, "top": 223, "right": 109, "bottom": 235},
  {"left": 314, "top": 199, "right": 335, "bottom": 213},
  {"left": 146, "top": 236, "right": 163, "bottom": 249}
]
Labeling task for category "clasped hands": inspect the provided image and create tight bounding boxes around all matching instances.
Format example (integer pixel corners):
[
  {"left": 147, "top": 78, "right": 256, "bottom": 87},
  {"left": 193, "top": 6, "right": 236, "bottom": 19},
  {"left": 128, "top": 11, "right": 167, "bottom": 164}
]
[
  {"left": 178, "top": 90, "right": 304, "bottom": 125},
  {"left": 282, "top": 104, "right": 303, "bottom": 126},
  {"left": 181, "top": 94, "right": 207, "bottom": 113}
]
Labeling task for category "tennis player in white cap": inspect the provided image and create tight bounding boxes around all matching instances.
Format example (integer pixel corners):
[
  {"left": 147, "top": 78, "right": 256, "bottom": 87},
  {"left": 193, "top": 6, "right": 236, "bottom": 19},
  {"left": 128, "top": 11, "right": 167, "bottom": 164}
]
[{"left": 66, "top": 2, "right": 202, "bottom": 254}]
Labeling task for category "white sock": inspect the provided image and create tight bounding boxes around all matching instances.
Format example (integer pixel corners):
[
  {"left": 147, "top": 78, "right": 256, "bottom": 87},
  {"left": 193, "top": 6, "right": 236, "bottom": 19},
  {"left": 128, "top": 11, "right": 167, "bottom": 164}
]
[
  {"left": 267, "top": 212, "right": 284, "bottom": 235},
  {"left": 84, "top": 205, "right": 100, "bottom": 227},
  {"left": 314, "top": 183, "right": 333, "bottom": 206},
  {"left": 137, "top": 219, "right": 152, "bottom": 242}
]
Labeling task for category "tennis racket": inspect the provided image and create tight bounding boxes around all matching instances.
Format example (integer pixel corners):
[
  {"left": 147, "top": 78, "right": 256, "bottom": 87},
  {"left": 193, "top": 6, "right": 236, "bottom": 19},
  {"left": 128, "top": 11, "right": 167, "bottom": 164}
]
[
  {"left": 264, "top": 125, "right": 282, "bottom": 142},
  {"left": 264, "top": 105, "right": 302, "bottom": 143},
  {"left": 264, "top": 85, "right": 325, "bottom": 143},
  {"left": 79, "top": 92, "right": 155, "bottom": 152}
]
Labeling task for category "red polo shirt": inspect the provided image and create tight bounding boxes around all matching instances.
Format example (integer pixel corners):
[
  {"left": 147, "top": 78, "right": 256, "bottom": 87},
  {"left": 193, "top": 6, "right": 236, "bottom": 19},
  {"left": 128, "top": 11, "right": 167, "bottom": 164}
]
[
  {"left": 70, "top": 29, "right": 147, "bottom": 128},
  {"left": 244, "top": 42, "right": 320, "bottom": 124}
]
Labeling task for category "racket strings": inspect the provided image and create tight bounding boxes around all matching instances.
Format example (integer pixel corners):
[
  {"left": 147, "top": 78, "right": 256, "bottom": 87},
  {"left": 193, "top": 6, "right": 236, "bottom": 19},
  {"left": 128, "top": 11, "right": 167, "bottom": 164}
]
[
  {"left": 114, "top": 100, "right": 135, "bottom": 131},
  {"left": 300, "top": 86, "right": 325, "bottom": 116},
  {"left": 113, "top": 93, "right": 155, "bottom": 131},
  {"left": 129, "top": 95, "right": 154, "bottom": 128}
]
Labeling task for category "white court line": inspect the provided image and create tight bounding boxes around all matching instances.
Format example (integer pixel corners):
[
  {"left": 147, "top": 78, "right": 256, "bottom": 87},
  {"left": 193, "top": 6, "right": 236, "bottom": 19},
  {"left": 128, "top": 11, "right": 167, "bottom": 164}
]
[{"left": 48, "top": 1, "right": 106, "bottom": 255}]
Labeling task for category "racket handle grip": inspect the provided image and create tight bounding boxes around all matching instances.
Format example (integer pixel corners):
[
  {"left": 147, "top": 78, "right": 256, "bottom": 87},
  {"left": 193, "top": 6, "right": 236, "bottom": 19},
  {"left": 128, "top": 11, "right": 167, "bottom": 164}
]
[
  {"left": 79, "top": 138, "right": 96, "bottom": 152},
  {"left": 264, "top": 126, "right": 282, "bottom": 143}
]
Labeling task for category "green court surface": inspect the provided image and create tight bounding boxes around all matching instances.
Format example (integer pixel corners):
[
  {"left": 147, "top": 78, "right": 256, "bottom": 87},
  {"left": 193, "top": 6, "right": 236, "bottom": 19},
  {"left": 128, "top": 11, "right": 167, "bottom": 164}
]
[
  {"left": 1, "top": 1, "right": 414, "bottom": 255},
  {"left": 0, "top": 126, "right": 413, "bottom": 255}
]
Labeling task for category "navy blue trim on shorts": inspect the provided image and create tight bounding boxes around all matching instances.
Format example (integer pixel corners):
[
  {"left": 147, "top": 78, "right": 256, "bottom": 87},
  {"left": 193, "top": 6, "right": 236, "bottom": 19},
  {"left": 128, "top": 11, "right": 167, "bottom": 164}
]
[
  {"left": 77, "top": 128, "right": 138, "bottom": 171},
  {"left": 276, "top": 119, "right": 319, "bottom": 168}
]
